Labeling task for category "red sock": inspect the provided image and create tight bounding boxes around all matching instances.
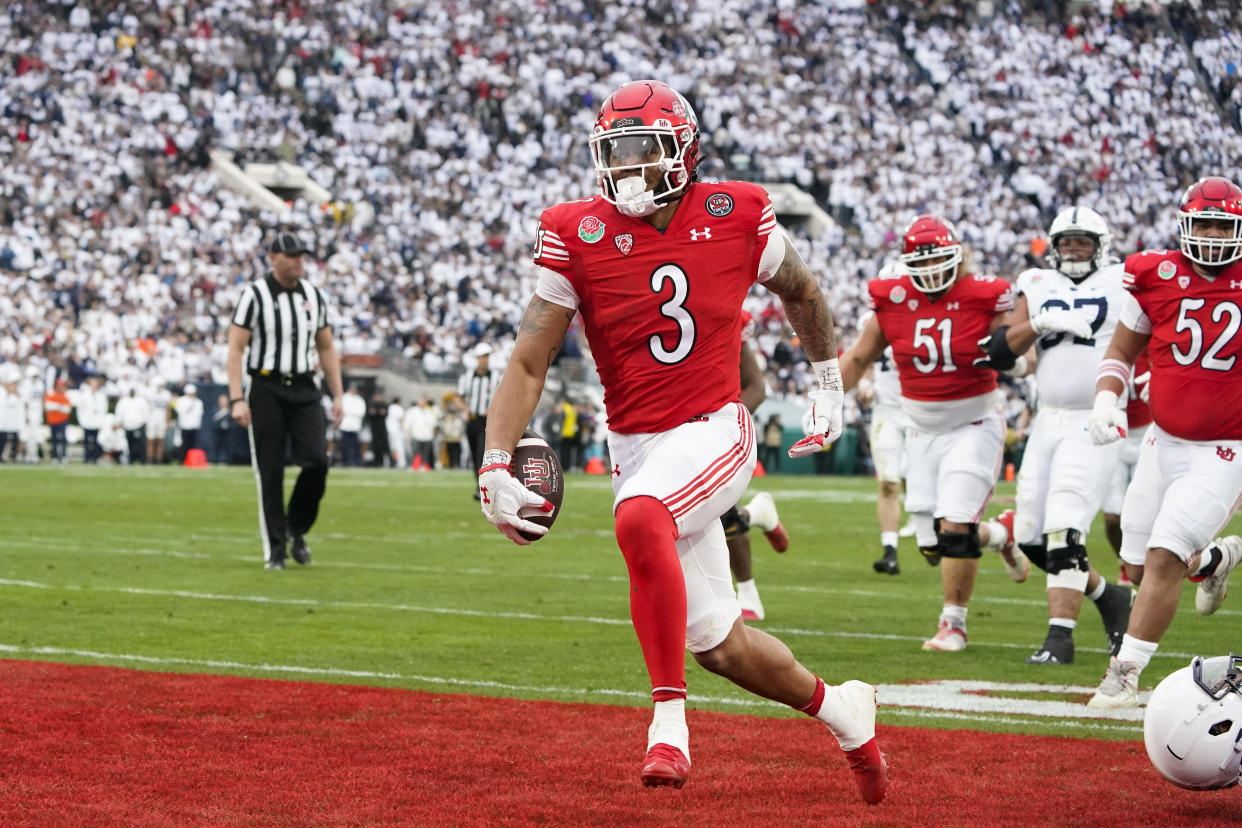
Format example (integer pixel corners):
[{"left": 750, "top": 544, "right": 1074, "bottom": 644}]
[
  {"left": 797, "top": 675, "right": 827, "bottom": 717},
  {"left": 615, "top": 496, "right": 686, "bottom": 702}
]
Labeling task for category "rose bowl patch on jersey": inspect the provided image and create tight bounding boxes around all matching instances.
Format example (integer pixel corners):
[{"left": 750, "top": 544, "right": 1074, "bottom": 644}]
[{"left": 512, "top": 430, "right": 565, "bottom": 541}]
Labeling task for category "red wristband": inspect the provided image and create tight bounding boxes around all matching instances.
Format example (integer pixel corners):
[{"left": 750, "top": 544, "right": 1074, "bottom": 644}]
[{"left": 478, "top": 462, "right": 511, "bottom": 474}]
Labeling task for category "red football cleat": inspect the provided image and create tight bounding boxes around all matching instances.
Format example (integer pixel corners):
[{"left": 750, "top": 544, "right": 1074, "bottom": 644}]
[
  {"left": 641, "top": 743, "right": 691, "bottom": 789},
  {"left": 844, "top": 737, "right": 888, "bottom": 805},
  {"left": 763, "top": 525, "right": 789, "bottom": 553}
]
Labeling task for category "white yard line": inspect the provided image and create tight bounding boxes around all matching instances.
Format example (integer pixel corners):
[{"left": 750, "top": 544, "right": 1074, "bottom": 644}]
[{"left": 0, "top": 642, "right": 1143, "bottom": 734}]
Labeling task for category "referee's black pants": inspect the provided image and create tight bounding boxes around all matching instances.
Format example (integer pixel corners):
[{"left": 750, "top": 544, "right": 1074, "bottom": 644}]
[
  {"left": 247, "top": 375, "right": 328, "bottom": 564},
  {"left": 466, "top": 415, "right": 486, "bottom": 495}
]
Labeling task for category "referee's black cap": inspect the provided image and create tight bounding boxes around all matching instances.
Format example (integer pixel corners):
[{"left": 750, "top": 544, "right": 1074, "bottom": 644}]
[{"left": 268, "top": 231, "right": 310, "bottom": 256}]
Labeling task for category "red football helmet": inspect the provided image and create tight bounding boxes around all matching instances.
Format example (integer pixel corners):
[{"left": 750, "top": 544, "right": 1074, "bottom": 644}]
[
  {"left": 899, "top": 215, "right": 963, "bottom": 293},
  {"left": 589, "top": 80, "right": 700, "bottom": 217},
  {"left": 1178, "top": 176, "right": 1242, "bottom": 268}
]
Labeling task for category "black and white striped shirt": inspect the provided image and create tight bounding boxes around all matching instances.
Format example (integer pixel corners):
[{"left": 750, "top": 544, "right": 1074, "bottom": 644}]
[
  {"left": 231, "top": 276, "right": 331, "bottom": 374},
  {"left": 457, "top": 369, "right": 499, "bottom": 418}
]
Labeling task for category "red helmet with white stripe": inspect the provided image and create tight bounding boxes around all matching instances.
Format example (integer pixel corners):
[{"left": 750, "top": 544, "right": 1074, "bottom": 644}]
[
  {"left": 589, "top": 80, "right": 700, "bottom": 218},
  {"left": 1178, "top": 177, "right": 1242, "bottom": 268},
  {"left": 899, "top": 215, "right": 963, "bottom": 293}
]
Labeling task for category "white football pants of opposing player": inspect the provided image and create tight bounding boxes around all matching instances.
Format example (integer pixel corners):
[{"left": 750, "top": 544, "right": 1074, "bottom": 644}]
[
  {"left": 903, "top": 411, "right": 1006, "bottom": 545},
  {"left": 1013, "top": 407, "right": 1122, "bottom": 546},
  {"left": 609, "top": 401, "right": 755, "bottom": 653},
  {"left": 1119, "top": 425, "right": 1242, "bottom": 566}
]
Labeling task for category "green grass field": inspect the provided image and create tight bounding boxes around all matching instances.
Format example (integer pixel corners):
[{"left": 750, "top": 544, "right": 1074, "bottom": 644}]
[{"left": 2, "top": 465, "right": 1236, "bottom": 743}]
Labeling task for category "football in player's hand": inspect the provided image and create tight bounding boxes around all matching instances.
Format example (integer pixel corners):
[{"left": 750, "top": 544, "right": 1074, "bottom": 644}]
[{"left": 511, "top": 430, "right": 564, "bottom": 541}]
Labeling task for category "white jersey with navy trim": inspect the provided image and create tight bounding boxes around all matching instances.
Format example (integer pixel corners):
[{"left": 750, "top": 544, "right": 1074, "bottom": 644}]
[{"left": 1017, "top": 263, "right": 1126, "bottom": 410}]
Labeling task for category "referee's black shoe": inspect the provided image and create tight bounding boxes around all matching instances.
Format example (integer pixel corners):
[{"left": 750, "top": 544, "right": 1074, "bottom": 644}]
[{"left": 290, "top": 535, "right": 311, "bottom": 566}]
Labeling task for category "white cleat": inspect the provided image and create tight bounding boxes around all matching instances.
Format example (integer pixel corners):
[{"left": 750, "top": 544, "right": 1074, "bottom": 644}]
[
  {"left": 821, "top": 680, "right": 878, "bottom": 751},
  {"left": 921, "top": 620, "right": 967, "bottom": 652},
  {"left": 1196, "top": 536, "right": 1242, "bottom": 616},
  {"left": 736, "top": 579, "right": 765, "bottom": 621},
  {"left": 993, "top": 509, "right": 1029, "bottom": 583},
  {"left": 744, "top": 491, "right": 789, "bottom": 552},
  {"left": 1086, "top": 656, "right": 1141, "bottom": 709}
]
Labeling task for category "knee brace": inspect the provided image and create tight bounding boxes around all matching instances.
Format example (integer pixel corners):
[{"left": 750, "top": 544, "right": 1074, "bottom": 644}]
[
  {"left": 935, "top": 518, "right": 982, "bottom": 560},
  {"left": 1021, "top": 542, "right": 1049, "bottom": 573},
  {"left": 1045, "top": 529, "right": 1088, "bottom": 575},
  {"left": 720, "top": 505, "right": 749, "bottom": 539}
]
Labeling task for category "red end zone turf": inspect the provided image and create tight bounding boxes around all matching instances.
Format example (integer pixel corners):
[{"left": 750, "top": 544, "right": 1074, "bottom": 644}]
[{"left": 0, "top": 660, "right": 1234, "bottom": 826}]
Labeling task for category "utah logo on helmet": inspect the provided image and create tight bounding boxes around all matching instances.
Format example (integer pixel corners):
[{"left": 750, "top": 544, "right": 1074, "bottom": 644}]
[{"left": 1143, "top": 654, "right": 1242, "bottom": 790}]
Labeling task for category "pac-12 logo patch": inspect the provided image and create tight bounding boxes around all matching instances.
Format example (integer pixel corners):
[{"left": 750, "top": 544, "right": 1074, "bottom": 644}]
[
  {"left": 889, "top": 286, "right": 906, "bottom": 304},
  {"left": 1157, "top": 260, "right": 1177, "bottom": 280},
  {"left": 1178, "top": 276, "right": 1191, "bottom": 290},
  {"left": 578, "top": 216, "right": 605, "bottom": 243},
  {"left": 907, "top": 299, "right": 920, "bottom": 311},
  {"left": 705, "top": 193, "right": 734, "bottom": 217},
  {"left": 614, "top": 233, "right": 633, "bottom": 256}
]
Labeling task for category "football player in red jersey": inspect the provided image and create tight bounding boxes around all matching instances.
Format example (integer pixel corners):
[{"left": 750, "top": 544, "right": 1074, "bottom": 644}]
[
  {"left": 475, "top": 81, "right": 886, "bottom": 803},
  {"left": 1086, "top": 177, "right": 1242, "bottom": 709},
  {"left": 841, "top": 215, "right": 1028, "bottom": 652}
]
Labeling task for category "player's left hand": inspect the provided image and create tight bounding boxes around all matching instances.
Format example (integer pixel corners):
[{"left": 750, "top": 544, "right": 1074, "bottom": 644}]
[
  {"left": 789, "top": 388, "right": 844, "bottom": 457},
  {"left": 972, "top": 334, "right": 1027, "bottom": 377},
  {"left": 479, "top": 461, "right": 552, "bottom": 545},
  {"left": 1087, "top": 390, "right": 1127, "bottom": 445}
]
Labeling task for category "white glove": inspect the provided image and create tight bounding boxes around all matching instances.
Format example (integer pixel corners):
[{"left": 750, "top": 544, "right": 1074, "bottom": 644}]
[
  {"left": 478, "top": 451, "right": 553, "bottom": 545},
  {"left": 789, "top": 387, "right": 844, "bottom": 458},
  {"left": 1029, "top": 308, "right": 1093, "bottom": 339},
  {"left": 1087, "top": 390, "right": 1127, "bottom": 446}
]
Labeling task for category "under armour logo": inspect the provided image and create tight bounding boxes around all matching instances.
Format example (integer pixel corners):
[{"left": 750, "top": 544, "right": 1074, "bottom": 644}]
[
  {"left": 1232, "top": 281, "right": 1242, "bottom": 290},
  {"left": 480, "top": 487, "right": 491, "bottom": 504},
  {"left": 945, "top": 302, "right": 961, "bottom": 310},
  {"left": 690, "top": 227, "right": 712, "bottom": 241},
  {"left": 612, "top": 463, "right": 621, "bottom": 477},
  {"left": 1218, "top": 447, "right": 1236, "bottom": 462}
]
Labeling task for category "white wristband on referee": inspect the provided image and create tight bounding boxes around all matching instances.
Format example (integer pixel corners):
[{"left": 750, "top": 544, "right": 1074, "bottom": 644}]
[{"left": 811, "top": 358, "right": 843, "bottom": 392}]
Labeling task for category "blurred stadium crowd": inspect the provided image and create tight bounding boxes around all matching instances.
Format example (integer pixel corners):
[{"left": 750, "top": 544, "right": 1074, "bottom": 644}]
[{"left": 1, "top": 0, "right": 1240, "bottom": 463}]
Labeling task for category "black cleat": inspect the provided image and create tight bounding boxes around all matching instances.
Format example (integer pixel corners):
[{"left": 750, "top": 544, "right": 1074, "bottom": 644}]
[
  {"left": 290, "top": 535, "right": 311, "bottom": 566},
  {"left": 1026, "top": 628, "right": 1074, "bottom": 665},
  {"left": 872, "top": 545, "right": 900, "bottom": 575},
  {"left": 1094, "top": 581, "right": 1134, "bottom": 655}
]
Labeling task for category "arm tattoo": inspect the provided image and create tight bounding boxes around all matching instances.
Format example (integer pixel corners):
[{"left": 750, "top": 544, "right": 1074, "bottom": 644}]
[
  {"left": 766, "top": 244, "right": 838, "bottom": 362},
  {"left": 518, "top": 296, "right": 576, "bottom": 368}
]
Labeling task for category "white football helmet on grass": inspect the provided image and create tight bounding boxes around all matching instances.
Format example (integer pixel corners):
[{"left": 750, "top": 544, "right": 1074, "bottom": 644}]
[{"left": 1143, "top": 654, "right": 1242, "bottom": 790}]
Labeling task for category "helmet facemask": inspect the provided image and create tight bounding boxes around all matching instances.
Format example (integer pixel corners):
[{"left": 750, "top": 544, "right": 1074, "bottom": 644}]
[
  {"left": 591, "top": 128, "right": 691, "bottom": 218},
  {"left": 900, "top": 245, "right": 963, "bottom": 294},
  {"left": 1050, "top": 232, "right": 1105, "bottom": 280},
  {"left": 1179, "top": 211, "right": 1242, "bottom": 268}
]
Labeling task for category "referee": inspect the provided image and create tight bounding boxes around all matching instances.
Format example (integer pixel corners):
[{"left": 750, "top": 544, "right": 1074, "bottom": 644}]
[
  {"left": 457, "top": 342, "right": 499, "bottom": 500},
  {"left": 227, "top": 231, "right": 344, "bottom": 570}
]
